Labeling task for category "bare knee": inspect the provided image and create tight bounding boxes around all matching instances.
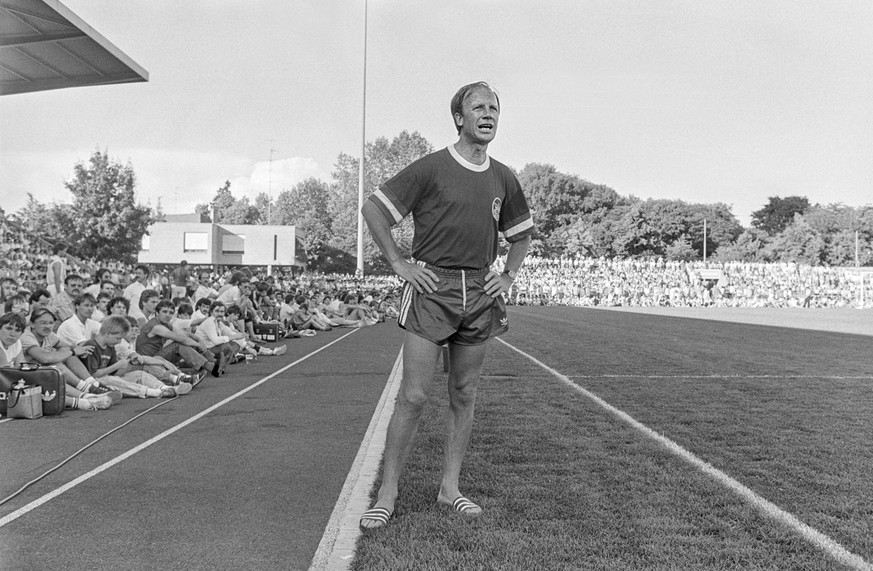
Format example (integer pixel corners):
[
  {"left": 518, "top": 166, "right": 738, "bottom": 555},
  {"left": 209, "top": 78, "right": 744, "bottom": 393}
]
[
  {"left": 399, "top": 387, "right": 428, "bottom": 411},
  {"left": 449, "top": 382, "right": 478, "bottom": 408}
]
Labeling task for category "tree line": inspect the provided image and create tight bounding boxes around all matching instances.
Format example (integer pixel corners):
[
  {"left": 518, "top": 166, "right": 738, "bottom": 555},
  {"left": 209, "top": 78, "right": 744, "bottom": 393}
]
[{"left": 6, "top": 137, "right": 872, "bottom": 270}]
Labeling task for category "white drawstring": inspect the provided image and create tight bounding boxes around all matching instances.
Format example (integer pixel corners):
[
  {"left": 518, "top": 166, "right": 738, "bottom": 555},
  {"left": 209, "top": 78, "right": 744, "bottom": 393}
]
[{"left": 461, "top": 269, "right": 467, "bottom": 311}]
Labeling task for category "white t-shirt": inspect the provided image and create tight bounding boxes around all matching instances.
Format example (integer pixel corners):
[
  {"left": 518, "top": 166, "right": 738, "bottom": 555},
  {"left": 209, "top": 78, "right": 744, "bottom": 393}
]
[
  {"left": 56, "top": 316, "right": 101, "bottom": 346},
  {"left": 0, "top": 340, "right": 22, "bottom": 366}
]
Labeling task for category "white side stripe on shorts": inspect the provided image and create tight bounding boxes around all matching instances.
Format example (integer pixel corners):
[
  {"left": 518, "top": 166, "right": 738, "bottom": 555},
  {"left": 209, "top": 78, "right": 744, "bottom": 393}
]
[{"left": 398, "top": 282, "right": 413, "bottom": 326}]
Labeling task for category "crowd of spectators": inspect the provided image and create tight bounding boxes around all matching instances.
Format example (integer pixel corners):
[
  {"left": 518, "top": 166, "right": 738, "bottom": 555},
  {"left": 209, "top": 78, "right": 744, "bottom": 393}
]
[
  {"left": 494, "top": 255, "right": 873, "bottom": 309},
  {"left": 1, "top": 218, "right": 398, "bottom": 416}
]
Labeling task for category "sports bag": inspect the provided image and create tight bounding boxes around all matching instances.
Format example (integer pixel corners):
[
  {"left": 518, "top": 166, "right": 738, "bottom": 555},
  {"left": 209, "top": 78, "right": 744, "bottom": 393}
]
[
  {"left": 7, "top": 383, "right": 43, "bottom": 419},
  {"left": 0, "top": 363, "right": 65, "bottom": 416}
]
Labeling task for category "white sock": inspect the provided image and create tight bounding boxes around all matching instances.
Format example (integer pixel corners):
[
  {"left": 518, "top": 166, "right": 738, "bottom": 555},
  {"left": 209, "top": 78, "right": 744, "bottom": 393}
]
[{"left": 145, "top": 388, "right": 162, "bottom": 397}]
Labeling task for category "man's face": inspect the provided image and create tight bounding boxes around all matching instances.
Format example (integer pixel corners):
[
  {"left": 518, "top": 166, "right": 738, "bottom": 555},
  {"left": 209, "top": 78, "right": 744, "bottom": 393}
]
[
  {"left": 76, "top": 300, "right": 95, "bottom": 320},
  {"left": 34, "top": 294, "right": 50, "bottom": 309},
  {"left": 101, "top": 283, "right": 116, "bottom": 296},
  {"left": 103, "top": 331, "right": 124, "bottom": 346},
  {"left": 97, "top": 297, "right": 110, "bottom": 311},
  {"left": 126, "top": 325, "right": 140, "bottom": 342},
  {"left": 31, "top": 314, "right": 55, "bottom": 338},
  {"left": 143, "top": 297, "right": 159, "bottom": 314},
  {"left": 456, "top": 87, "right": 500, "bottom": 145},
  {"left": 211, "top": 306, "right": 226, "bottom": 319},
  {"left": 157, "top": 306, "right": 174, "bottom": 324},
  {"left": 0, "top": 323, "right": 23, "bottom": 347},
  {"left": 110, "top": 302, "right": 128, "bottom": 316},
  {"left": 10, "top": 301, "right": 29, "bottom": 316},
  {"left": 1, "top": 281, "right": 17, "bottom": 298},
  {"left": 135, "top": 269, "right": 148, "bottom": 282},
  {"left": 65, "top": 279, "right": 83, "bottom": 297}
]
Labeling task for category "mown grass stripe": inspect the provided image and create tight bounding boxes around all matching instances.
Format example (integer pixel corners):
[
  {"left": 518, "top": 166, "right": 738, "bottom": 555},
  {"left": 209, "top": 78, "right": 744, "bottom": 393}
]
[{"left": 497, "top": 337, "right": 873, "bottom": 571}]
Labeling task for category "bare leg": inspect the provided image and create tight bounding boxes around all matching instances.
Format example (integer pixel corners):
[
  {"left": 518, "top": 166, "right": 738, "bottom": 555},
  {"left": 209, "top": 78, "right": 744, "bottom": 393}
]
[
  {"left": 437, "top": 341, "right": 488, "bottom": 513},
  {"left": 364, "top": 331, "right": 441, "bottom": 526}
]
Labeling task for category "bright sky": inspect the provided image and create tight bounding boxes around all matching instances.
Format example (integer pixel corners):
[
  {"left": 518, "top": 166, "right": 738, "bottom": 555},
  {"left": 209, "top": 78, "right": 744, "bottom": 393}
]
[{"left": 1, "top": 0, "right": 871, "bottom": 226}]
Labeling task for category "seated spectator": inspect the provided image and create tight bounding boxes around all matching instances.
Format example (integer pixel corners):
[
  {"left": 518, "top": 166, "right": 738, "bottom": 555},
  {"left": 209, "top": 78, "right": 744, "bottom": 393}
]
[
  {"left": 226, "top": 303, "right": 297, "bottom": 349},
  {"left": 195, "top": 301, "right": 252, "bottom": 362},
  {"left": 3, "top": 294, "right": 29, "bottom": 317},
  {"left": 136, "top": 289, "right": 161, "bottom": 327},
  {"left": 47, "top": 274, "right": 84, "bottom": 327},
  {"left": 107, "top": 296, "right": 130, "bottom": 317},
  {"left": 79, "top": 316, "right": 192, "bottom": 399},
  {"left": 290, "top": 296, "right": 330, "bottom": 333},
  {"left": 19, "top": 307, "right": 118, "bottom": 410},
  {"left": 83, "top": 268, "right": 113, "bottom": 297},
  {"left": 279, "top": 294, "right": 297, "bottom": 328},
  {"left": 137, "top": 300, "right": 222, "bottom": 377},
  {"left": 0, "top": 311, "right": 26, "bottom": 368},
  {"left": 0, "top": 277, "right": 19, "bottom": 306},
  {"left": 28, "top": 288, "right": 51, "bottom": 313},
  {"left": 190, "top": 271, "right": 219, "bottom": 306},
  {"left": 56, "top": 293, "right": 101, "bottom": 347},
  {"left": 172, "top": 302, "right": 195, "bottom": 334},
  {"left": 115, "top": 315, "right": 201, "bottom": 387},
  {"left": 92, "top": 291, "right": 112, "bottom": 322},
  {"left": 190, "top": 297, "right": 212, "bottom": 332}
]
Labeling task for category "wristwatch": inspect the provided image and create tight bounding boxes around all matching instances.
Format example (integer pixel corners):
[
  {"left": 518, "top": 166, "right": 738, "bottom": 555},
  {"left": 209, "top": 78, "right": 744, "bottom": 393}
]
[{"left": 502, "top": 269, "right": 517, "bottom": 281}]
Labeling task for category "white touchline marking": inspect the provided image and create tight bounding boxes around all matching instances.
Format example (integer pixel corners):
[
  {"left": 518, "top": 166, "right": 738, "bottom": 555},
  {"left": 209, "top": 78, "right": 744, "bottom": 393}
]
[
  {"left": 496, "top": 337, "right": 873, "bottom": 571},
  {"left": 567, "top": 374, "right": 873, "bottom": 380},
  {"left": 0, "top": 330, "right": 360, "bottom": 529},
  {"left": 309, "top": 348, "right": 404, "bottom": 571}
]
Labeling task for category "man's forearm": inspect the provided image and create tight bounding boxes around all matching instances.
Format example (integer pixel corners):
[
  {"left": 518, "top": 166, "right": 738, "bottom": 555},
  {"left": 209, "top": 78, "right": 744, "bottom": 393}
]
[
  {"left": 503, "top": 235, "right": 531, "bottom": 275},
  {"left": 362, "top": 200, "right": 404, "bottom": 268}
]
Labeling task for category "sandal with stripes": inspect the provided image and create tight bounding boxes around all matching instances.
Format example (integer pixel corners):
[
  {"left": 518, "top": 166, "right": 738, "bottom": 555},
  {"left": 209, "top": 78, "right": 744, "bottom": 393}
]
[{"left": 359, "top": 507, "right": 393, "bottom": 530}]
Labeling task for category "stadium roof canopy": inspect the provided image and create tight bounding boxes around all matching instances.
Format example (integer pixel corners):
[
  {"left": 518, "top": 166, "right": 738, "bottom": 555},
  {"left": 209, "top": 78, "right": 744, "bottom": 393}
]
[{"left": 0, "top": 0, "right": 148, "bottom": 96}]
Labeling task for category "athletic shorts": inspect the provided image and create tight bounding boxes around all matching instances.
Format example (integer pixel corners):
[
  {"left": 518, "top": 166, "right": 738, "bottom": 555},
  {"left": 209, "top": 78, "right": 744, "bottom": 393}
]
[{"left": 398, "top": 263, "right": 508, "bottom": 346}]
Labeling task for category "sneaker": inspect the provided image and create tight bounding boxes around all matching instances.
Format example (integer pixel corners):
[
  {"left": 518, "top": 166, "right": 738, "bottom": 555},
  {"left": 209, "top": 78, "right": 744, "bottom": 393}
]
[
  {"left": 160, "top": 386, "right": 177, "bottom": 398},
  {"left": 88, "top": 383, "right": 123, "bottom": 404},
  {"left": 190, "top": 369, "right": 207, "bottom": 388},
  {"left": 81, "top": 394, "right": 112, "bottom": 410},
  {"left": 272, "top": 345, "right": 287, "bottom": 356},
  {"left": 174, "top": 382, "right": 193, "bottom": 396},
  {"left": 176, "top": 373, "right": 196, "bottom": 386}
]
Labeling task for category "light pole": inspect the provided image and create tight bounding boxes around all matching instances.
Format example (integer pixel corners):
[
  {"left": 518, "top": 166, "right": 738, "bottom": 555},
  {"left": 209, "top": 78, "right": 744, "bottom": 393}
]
[{"left": 356, "top": 0, "right": 368, "bottom": 277}]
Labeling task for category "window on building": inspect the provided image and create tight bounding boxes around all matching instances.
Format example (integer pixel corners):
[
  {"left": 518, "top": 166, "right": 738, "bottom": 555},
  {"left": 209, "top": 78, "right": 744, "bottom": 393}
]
[
  {"left": 184, "top": 232, "right": 208, "bottom": 252},
  {"left": 222, "top": 234, "right": 245, "bottom": 254}
]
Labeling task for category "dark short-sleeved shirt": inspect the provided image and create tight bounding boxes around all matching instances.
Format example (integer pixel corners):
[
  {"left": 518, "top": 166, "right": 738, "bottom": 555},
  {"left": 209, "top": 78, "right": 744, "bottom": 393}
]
[
  {"left": 80, "top": 339, "right": 118, "bottom": 374},
  {"left": 367, "top": 146, "right": 534, "bottom": 269}
]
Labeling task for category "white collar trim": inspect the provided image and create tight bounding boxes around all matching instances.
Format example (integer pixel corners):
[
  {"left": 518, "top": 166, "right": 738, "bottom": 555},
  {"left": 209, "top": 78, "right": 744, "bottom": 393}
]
[{"left": 448, "top": 145, "right": 490, "bottom": 172}]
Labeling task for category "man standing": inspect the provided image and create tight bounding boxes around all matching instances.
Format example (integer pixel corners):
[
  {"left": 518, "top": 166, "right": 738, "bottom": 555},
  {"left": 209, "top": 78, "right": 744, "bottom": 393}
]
[
  {"left": 171, "top": 260, "right": 190, "bottom": 299},
  {"left": 359, "top": 82, "right": 534, "bottom": 529},
  {"left": 124, "top": 264, "right": 150, "bottom": 323},
  {"left": 46, "top": 243, "right": 68, "bottom": 297}
]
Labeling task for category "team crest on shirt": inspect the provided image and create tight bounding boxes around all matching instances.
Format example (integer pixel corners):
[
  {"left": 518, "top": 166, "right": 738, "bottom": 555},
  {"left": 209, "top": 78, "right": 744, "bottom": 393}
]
[{"left": 491, "top": 198, "right": 501, "bottom": 221}]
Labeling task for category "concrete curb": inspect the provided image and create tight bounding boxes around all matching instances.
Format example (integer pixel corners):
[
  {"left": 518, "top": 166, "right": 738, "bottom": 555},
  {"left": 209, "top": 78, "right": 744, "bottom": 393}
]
[{"left": 309, "top": 348, "right": 403, "bottom": 571}]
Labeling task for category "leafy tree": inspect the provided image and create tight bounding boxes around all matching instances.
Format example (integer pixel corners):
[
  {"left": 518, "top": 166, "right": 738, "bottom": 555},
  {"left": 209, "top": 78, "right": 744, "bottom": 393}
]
[
  {"left": 764, "top": 215, "right": 825, "bottom": 264},
  {"left": 330, "top": 130, "right": 433, "bottom": 271},
  {"left": 63, "top": 149, "right": 154, "bottom": 261},
  {"left": 710, "top": 229, "right": 768, "bottom": 262},
  {"left": 272, "top": 178, "right": 333, "bottom": 267},
  {"left": 751, "top": 196, "right": 810, "bottom": 236},
  {"left": 210, "top": 181, "right": 236, "bottom": 223},
  {"left": 221, "top": 195, "right": 260, "bottom": 224},
  {"left": 194, "top": 202, "right": 212, "bottom": 222}
]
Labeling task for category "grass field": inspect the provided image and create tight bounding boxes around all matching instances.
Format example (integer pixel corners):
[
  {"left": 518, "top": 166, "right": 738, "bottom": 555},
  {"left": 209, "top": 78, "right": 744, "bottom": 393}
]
[{"left": 352, "top": 307, "right": 873, "bottom": 570}]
